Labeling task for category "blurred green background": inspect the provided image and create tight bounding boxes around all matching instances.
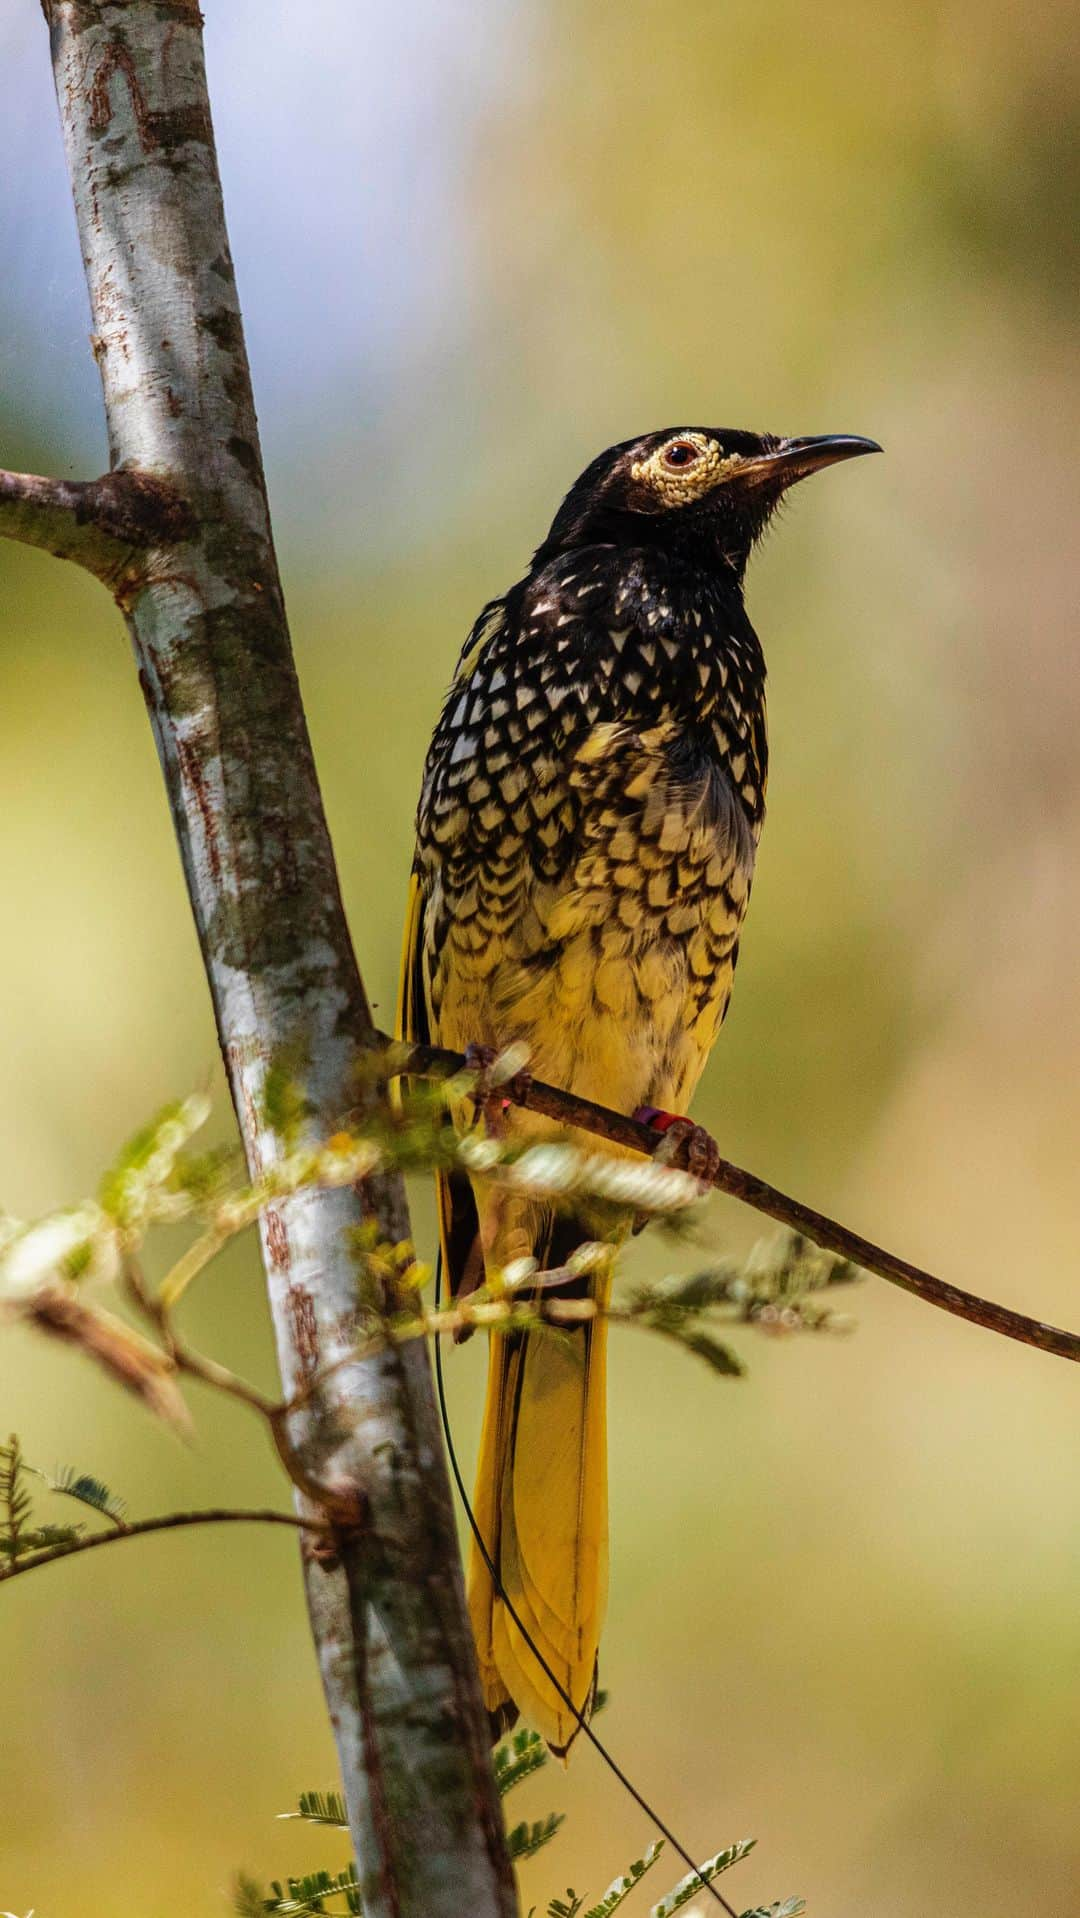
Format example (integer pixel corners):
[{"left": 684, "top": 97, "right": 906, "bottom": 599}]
[{"left": 1, "top": 1, "right": 1078, "bottom": 1913}]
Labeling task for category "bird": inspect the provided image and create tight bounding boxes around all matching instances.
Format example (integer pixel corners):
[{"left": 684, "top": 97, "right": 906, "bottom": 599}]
[{"left": 398, "top": 424, "right": 880, "bottom": 1753}]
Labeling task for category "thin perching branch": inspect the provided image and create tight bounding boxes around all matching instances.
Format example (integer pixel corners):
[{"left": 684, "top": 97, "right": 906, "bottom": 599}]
[
  {"left": 1, "top": 6, "right": 515, "bottom": 1914},
  {"left": 399, "top": 1040, "right": 1080, "bottom": 1365},
  {"left": 0, "top": 1507, "right": 324, "bottom": 1586}
]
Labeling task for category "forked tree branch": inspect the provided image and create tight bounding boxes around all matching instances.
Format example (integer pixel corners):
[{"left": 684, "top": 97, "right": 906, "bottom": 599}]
[
  {"left": 0, "top": 467, "right": 193, "bottom": 587},
  {"left": 399, "top": 1040, "right": 1080, "bottom": 1365},
  {"left": 3, "top": 5, "right": 515, "bottom": 1914}
]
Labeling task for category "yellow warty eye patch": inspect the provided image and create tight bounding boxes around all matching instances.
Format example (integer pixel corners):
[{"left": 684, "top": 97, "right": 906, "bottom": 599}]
[{"left": 630, "top": 435, "right": 739, "bottom": 506}]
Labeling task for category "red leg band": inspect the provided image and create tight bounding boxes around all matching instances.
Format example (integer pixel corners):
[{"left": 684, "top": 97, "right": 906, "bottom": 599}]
[{"left": 633, "top": 1105, "right": 687, "bottom": 1135}]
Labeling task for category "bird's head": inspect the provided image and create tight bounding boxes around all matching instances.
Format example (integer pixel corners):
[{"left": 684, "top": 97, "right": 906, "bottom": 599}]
[{"left": 537, "top": 426, "right": 881, "bottom": 583}]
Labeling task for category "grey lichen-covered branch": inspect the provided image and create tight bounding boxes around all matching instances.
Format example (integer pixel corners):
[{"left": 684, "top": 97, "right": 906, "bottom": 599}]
[{"left": 4, "top": 3, "right": 515, "bottom": 1913}]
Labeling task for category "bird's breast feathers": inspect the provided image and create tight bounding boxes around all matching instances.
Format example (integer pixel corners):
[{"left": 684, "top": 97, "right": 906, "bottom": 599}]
[{"left": 413, "top": 545, "right": 767, "bottom": 1110}]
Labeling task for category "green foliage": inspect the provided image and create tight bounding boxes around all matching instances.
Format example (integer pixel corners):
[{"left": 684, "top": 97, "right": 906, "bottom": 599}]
[
  {"left": 28, "top": 1463, "right": 127, "bottom": 1528},
  {"left": 640, "top": 1230, "right": 858, "bottom": 1321},
  {"left": 0, "top": 1433, "right": 31, "bottom": 1559},
  {"left": 0, "top": 1079, "right": 864, "bottom": 1444},
  {"left": 278, "top": 1789, "right": 349, "bottom": 1831},
  {"left": 167, "top": 1143, "right": 240, "bottom": 1207},
  {"left": 262, "top": 1861, "right": 362, "bottom": 1914},
  {"left": 670, "top": 1327, "right": 746, "bottom": 1378},
  {"left": 0, "top": 1201, "right": 119, "bottom": 1294},
  {"left": 630, "top": 1229, "right": 859, "bottom": 1373},
  {"left": 9, "top": 1084, "right": 821, "bottom": 1916},
  {"left": 507, "top": 1810, "right": 566, "bottom": 1860},
  {"left": 493, "top": 1724, "right": 548, "bottom": 1796},
  {"left": 21, "top": 1522, "right": 82, "bottom": 1549},
  {"left": 261, "top": 1064, "right": 314, "bottom": 1153},
  {"left": 250, "top": 1743, "right": 800, "bottom": 1918},
  {"left": 232, "top": 1872, "right": 269, "bottom": 1917},
  {"left": 648, "top": 1839, "right": 756, "bottom": 1916},
  {"left": 97, "top": 1094, "right": 213, "bottom": 1229},
  {"left": 0, "top": 1434, "right": 84, "bottom": 1565},
  {"left": 583, "top": 1840, "right": 665, "bottom": 1915}
]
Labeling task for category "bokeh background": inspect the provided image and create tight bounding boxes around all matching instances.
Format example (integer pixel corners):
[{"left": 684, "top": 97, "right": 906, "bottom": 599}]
[{"left": 1, "top": 2, "right": 1078, "bottom": 1913}]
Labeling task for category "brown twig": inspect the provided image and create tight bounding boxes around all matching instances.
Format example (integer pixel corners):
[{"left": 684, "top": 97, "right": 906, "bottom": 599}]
[
  {"left": 0, "top": 1507, "right": 324, "bottom": 1585},
  {"left": 122, "top": 1257, "right": 366, "bottom": 1524},
  {"left": 396, "top": 1038, "right": 1080, "bottom": 1365},
  {"left": 123, "top": 1254, "right": 279, "bottom": 1420}
]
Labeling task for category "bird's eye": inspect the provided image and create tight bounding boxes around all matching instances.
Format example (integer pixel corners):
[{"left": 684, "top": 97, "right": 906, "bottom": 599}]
[{"left": 663, "top": 440, "right": 700, "bottom": 468}]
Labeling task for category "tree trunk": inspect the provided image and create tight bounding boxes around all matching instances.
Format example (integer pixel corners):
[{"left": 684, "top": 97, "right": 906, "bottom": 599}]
[{"left": 3, "top": 4, "right": 516, "bottom": 1911}]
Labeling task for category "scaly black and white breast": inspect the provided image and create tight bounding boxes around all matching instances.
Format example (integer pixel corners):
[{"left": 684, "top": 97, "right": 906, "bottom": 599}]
[{"left": 414, "top": 542, "right": 768, "bottom": 1122}]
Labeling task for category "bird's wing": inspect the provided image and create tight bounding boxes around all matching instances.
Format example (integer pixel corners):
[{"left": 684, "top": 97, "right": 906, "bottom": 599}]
[
  {"left": 395, "top": 865, "right": 426, "bottom": 1052},
  {"left": 396, "top": 864, "right": 482, "bottom": 1304}
]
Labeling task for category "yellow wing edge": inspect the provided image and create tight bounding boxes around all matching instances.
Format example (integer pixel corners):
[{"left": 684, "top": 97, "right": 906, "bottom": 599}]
[
  {"left": 393, "top": 867, "right": 460, "bottom": 1284},
  {"left": 390, "top": 868, "right": 425, "bottom": 1122},
  {"left": 395, "top": 867, "right": 425, "bottom": 1050}
]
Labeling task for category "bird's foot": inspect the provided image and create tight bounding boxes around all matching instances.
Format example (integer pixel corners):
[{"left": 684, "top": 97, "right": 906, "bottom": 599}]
[
  {"left": 632, "top": 1106, "right": 722, "bottom": 1184},
  {"left": 463, "top": 1041, "right": 533, "bottom": 1134}
]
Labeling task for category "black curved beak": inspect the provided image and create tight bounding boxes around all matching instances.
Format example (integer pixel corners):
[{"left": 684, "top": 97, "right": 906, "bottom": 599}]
[{"left": 740, "top": 434, "right": 882, "bottom": 489}]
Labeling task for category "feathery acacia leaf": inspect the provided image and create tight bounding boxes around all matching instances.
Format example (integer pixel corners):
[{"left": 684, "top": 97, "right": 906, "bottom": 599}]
[
  {"left": 0, "top": 1204, "right": 118, "bottom": 1294},
  {"left": 676, "top": 1328, "right": 746, "bottom": 1376},
  {"left": 0, "top": 1434, "right": 33, "bottom": 1559},
  {"left": 263, "top": 1861, "right": 361, "bottom": 1914},
  {"left": 18, "top": 1522, "right": 82, "bottom": 1551},
  {"left": 260, "top": 1067, "right": 314, "bottom": 1153},
  {"left": 0, "top": 1440, "right": 83, "bottom": 1564},
  {"left": 638, "top": 1232, "right": 857, "bottom": 1312},
  {"left": 231, "top": 1871, "right": 269, "bottom": 1916},
  {"left": 29, "top": 1463, "right": 127, "bottom": 1527},
  {"left": 649, "top": 1839, "right": 756, "bottom": 1916},
  {"left": 277, "top": 1789, "right": 349, "bottom": 1830},
  {"left": 507, "top": 1811, "right": 566, "bottom": 1861},
  {"left": 582, "top": 1840, "right": 665, "bottom": 1916},
  {"left": 493, "top": 1725, "right": 548, "bottom": 1796},
  {"left": 98, "top": 1094, "right": 212, "bottom": 1227}
]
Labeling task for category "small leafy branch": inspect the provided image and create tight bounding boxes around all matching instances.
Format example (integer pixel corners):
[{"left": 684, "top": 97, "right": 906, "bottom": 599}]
[
  {"left": 236, "top": 1738, "right": 804, "bottom": 1917},
  {"left": 0, "top": 1063, "right": 860, "bottom": 1917},
  {"left": 0, "top": 1434, "right": 35, "bottom": 1561},
  {"left": 0, "top": 1433, "right": 315, "bottom": 1587},
  {"left": 241, "top": 1861, "right": 363, "bottom": 1916},
  {"left": 494, "top": 1727, "right": 551, "bottom": 1797},
  {"left": 0, "top": 1074, "right": 860, "bottom": 1585},
  {"left": 1, "top": 1434, "right": 115, "bottom": 1564},
  {"left": 0, "top": 1068, "right": 842, "bottom": 1918},
  {"left": 26, "top": 1462, "right": 127, "bottom": 1528}
]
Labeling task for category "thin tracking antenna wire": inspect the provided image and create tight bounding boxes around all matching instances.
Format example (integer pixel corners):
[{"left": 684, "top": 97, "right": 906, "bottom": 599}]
[{"left": 433, "top": 1252, "right": 739, "bottom": 1918}]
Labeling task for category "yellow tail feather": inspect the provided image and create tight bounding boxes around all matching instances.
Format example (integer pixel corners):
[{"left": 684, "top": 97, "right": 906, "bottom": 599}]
[
  {"left": 468, "top": 1273, "right": 610, "bottom": 1754},
  {"left": 394, "top": 871, "right": 610, "bottom": 1751}
]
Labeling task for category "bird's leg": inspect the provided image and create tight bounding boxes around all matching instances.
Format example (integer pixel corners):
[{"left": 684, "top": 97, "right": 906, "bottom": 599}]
[
  {"left": 463, "top": 1041, "right": 533, "bottom": 1138},
  {"left": 632, "top": 1105, "right": 722, "bottom": 1184}
]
